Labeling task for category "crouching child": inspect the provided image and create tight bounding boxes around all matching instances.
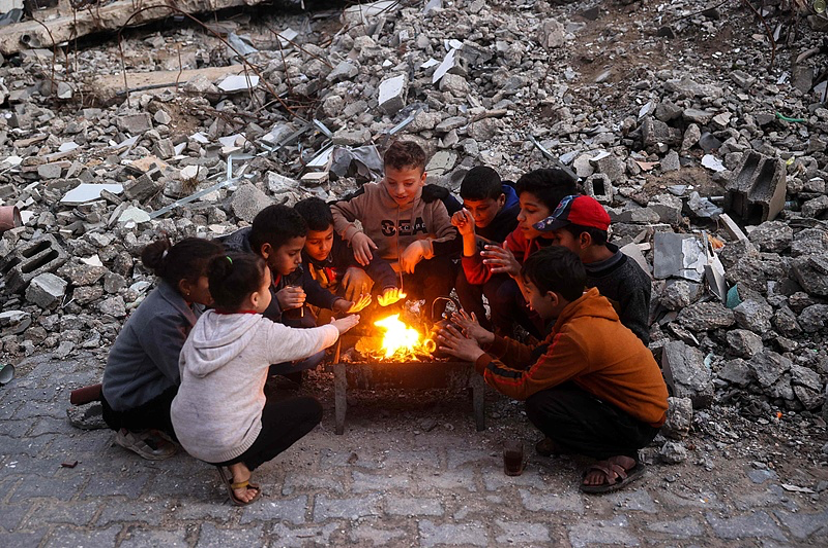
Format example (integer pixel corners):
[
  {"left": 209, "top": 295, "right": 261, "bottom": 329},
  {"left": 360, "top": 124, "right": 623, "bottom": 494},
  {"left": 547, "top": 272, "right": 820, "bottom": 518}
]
[{"left": 437, "top": 246, "right": 668, "bottom": 494}]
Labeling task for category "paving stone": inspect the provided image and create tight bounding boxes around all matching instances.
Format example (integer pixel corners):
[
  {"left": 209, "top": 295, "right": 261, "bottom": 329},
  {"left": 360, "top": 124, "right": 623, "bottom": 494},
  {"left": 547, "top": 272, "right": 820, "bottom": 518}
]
[
  {"left": 446, "top": 449, "right": 498, "bottom": 469},
  {"left": 385, "top": 496, "right": 444, "bottom": 516},
  {"left": 494, "top": 519, "right": 552, "bottom": 545},
  {"left": 312, "top": 494, "right": 382, "bottom": 522},
  {"left": 0, "top": 500, "right": 31, "bottom": 532},
  {"left": 121, "top": 526, "right": 189, "bottom": 547},
  {"left": 519, "top": 488, "right": 585, "bottom": 513},
  {"left": 95, "top": 498, "right": 177, "bottom": 527},
  {"left": 319, "top": 447, "right": 382, "bottom": 469},
  {"left": 29, "top": 415, "right": 70, "bottom": 437},
  {"left": 645, "top": 516, "right": 705, "bottom": 537},
  {"left": 144, "top": 471, "right": 215, "bottom": 501},
  {"left": 46, "top": 525, "right": 121, "bottom": 547},
  {"left": 417, "top": 468, "right": 477, "bottom": 492},
  {"left": 24, "top": 500, "right": 100, "bottom": 528},
  {"left": 239, "top": 495, "right": 308, "bottom": 525},
  {"left": 1, "top": 528, "right": 49, "bottom": 547},
  {"left": 0, "top": 418, "right": 34, "bottom": 437},
  {"left": 733, "top": 483, "right": 797, "bottom": 512},
  {"left": 350, "top": 523, "right": 409, "bottom": 546},
  {"left": 82, "top": 471, "right": 151, "bottom": 499},
  {"left": 705, "top": 510, "right": 787, "bottom": 542},
  {"left": 383, "top": 449, "right": 442, "bottom": 469},
  {"left": 773, "top": 510, "right": 828, "bottom": 540},
  {"left": 484, "top": 470, "right": 546, "bottom": 491},
  {"left": 568, "top": 515, "right": 640, "bottom": 547},
  {"left": 9, "top": 473, "right": 86, "bottom": 502},
  {"left": 612, "top": 487, "right": 658, "bottom": 513},
  {"left": 269, "top": 522, "right": 339, "bottom": 546},
  {"left": 198, "top": 523, "right": 266, "bottom": 547},
  {"left": 658, "top": 487, "right": 725, "bottom": 510},
  {"left": 352, "top": 471, "right": 413, "bottom": 492},
  {"left": 418, "top": 519, "right": 489, "bottom": 547},
  {"left": 281, "top": 472, "right": 344, "bottom": 495}
]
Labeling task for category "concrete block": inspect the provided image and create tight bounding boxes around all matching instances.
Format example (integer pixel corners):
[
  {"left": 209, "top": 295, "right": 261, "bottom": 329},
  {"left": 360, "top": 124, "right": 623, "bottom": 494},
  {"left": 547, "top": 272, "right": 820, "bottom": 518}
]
[
  {"left": 724, "top": 151, "right": 787, "bottom": 223},
  {"left": 25, "top": 273, "right": 68, "bottom": 309},
  {"left": 117, "top": 113, "right": 153, "bottom": 135},
  {"left": 378, "top": 74, "right": 408, "bottom": 115},
  {"left": 230, "top": 184, "right": 272, "bottom": 223},
  {"left": 583, "top": 173, "right": 613, "bottom": 203},
  {"left": 661, "top": 340, "right": 713, "bottom": 409},
  {"left": 1, "top": 234, "right": 68, "bottom": 293}
]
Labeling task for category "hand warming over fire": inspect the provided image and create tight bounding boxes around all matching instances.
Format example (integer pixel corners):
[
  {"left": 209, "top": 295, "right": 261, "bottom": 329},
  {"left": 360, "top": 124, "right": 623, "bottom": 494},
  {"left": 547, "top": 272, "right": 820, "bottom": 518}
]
[
  {"left": 276, "top": 285, "right": 305, "bottom": 310},
  {"left": 333, "top": 295, "right": 371, "bottom": 315},
  {"left": 437, "top": 324, "right": 486, "bottom": 363},
  {"left": 450, "top": 310, "right": 495, "bottom": 347},
  {"left": 399, "top": 240, "right": 430, "bottom": 274},
  {"left": 330, "top": 314, "right": 360, "bottom": 334},
  {"left": 451, "top": 208, "right": 475, "bottom": 237},
  {"left": 480, "top": 245, "right": 521, "bottom": 278},
  {"left": 377, "top": 287, "right": 406, "bottom": 307}
]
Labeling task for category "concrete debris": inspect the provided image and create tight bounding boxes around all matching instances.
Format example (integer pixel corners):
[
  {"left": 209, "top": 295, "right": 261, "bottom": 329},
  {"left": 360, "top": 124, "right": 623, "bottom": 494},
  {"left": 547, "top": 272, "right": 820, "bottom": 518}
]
[
  {"left": 0, "top": 0, "right": 824, "bottom": 433},
  {"left": 661, "top": 340, "right": 713, "bottom": 409}
]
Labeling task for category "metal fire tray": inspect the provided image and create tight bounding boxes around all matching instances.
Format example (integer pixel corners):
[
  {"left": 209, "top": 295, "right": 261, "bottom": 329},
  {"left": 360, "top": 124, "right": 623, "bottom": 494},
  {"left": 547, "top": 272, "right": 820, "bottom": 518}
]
[{"left": 325, "top": 360, "right": 486, "bottom": 435}]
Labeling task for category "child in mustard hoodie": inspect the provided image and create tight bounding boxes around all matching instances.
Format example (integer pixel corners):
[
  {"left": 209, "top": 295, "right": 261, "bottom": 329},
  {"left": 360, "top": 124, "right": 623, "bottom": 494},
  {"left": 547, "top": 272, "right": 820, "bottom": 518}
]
[{"left": 437, "top": 246, "right": 668, "bottom": 494}]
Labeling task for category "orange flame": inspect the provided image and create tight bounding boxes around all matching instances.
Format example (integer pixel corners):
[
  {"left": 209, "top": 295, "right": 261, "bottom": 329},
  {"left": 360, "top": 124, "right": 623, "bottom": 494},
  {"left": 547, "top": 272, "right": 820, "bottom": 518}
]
[{"left": 372, "top": 314, "right": 434, "bottom": 360}]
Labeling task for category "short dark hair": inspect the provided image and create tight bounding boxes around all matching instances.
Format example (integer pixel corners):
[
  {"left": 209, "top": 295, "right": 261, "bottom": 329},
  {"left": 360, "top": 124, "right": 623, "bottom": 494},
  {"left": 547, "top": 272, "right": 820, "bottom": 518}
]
[
  {"left": 294, "top": 197, "right": 334, "bottom": 232},
  {"left": 561, "top": 223, "right": 608, "bottom": 246},
  {"left": 141, "top": 236, "right": 224, "bottom": 290},
  {"left": 249, "top": 204, "right": 308, "bottom": 253},
  {"left": 384, "top": 140, "right": 426, "bottom": 172},
  {"left": 521, "top": 246, "right": 586, "bottom": 302},
  {"left": 207, "top": 253, "right": 267, "bottom": 311},
  {"left": 514, "top": 168, "right": 578, "bottom": 211},
  {"left": 460, "top": 166, "right": 502, "bottom": 200}
]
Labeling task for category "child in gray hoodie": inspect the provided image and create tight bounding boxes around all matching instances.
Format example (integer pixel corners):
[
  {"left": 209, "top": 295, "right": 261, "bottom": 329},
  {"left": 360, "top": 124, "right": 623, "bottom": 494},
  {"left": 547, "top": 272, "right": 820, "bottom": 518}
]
[{"left": 171, "top": 253, "right": 359, "bottom": 506}]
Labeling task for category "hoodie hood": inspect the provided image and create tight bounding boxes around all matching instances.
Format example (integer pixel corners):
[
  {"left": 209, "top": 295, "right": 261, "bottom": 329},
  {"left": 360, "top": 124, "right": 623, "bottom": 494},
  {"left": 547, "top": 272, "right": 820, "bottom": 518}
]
[
  {"left": 185, "top": 311, "right": 263, "bottom": 376},
  {"left": 501, "top": 183, "right": 519, "bottom": 211},
  {"left": 552, "top": 287, "right": 619, "bottom": 333},
  {"left": 218, "top": 226, "right": 254, "bottom": 254}
]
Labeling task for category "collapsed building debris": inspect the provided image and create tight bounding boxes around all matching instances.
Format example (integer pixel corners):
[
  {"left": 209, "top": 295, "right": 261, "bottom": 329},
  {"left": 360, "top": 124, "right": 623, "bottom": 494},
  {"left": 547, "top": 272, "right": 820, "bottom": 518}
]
[{"left": 0, "top": 0, "right": 827, "bottom": 465}]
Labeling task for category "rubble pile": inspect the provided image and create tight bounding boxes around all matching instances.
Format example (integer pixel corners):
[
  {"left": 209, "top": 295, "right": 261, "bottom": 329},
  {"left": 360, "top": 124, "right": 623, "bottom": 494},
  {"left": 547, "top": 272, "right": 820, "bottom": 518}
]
[{"left": 0, "top": 0, "right": 826, "bottom": 450}]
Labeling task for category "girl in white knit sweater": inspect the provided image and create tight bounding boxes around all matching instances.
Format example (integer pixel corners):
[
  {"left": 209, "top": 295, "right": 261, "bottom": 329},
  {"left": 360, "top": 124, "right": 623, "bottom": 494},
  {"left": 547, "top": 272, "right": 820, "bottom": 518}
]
[{"left": 172, "top": 253, "right": 359, "bottom": 505}]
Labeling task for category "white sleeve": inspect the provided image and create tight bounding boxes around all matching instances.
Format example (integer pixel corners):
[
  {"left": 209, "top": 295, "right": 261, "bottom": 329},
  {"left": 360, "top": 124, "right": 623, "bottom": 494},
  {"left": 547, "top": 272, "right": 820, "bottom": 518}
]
[{"left": 264, "top": 322, "right": 340, "bottom": 365}]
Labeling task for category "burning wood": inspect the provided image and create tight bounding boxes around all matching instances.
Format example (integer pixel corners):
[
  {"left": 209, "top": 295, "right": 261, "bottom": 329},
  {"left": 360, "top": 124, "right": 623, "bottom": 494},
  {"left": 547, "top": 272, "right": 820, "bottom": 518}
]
[{"left": 353, "top": 313, "right": 436, "bottom": 362}]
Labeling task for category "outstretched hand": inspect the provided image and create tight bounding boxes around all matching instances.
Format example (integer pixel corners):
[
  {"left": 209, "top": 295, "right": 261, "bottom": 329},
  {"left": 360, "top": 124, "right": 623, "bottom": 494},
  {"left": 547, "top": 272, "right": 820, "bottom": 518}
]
[
  {"left": 450, "top": 310, "right": 494, "bottom": 346},
  {"left": 480, "top": 245, "right": 521, "bottom": 277},
  {"left": 437, "top": 324, "right": 486, "bottom": 363},
  {"left": 351, "top": 232, "right": 378, "bottom": 266},
  {"left": 378, "top": 287, "right": 406, "bottom": 307},
  {"left": 330, "top": 314, "right": 360, "bottom": 334}
]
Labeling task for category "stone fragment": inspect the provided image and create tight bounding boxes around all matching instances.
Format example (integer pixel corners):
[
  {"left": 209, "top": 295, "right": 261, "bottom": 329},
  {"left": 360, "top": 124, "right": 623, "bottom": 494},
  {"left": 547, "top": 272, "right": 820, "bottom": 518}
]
[
  {"left": 67, "top": 402, "right": 107, "bottom": 430},
  {"left": 797, "top": 304, "right": 827, "bottom": 333},
  {"left": 37, "top": 162, "right": 63, "bottom": 179},
  {"left": 467, "top": 118, "right": 500, "bottom": 141},
  {"left": 750, "top": 351, "right": 791, "bottom": 388},
  {"left": 677, "top": 301, "right": 735, "bottom": 332},
  {"left": 682, "top": 109, "right": 714, "bottom": 125},
  {"left": 123, "top": 173, "right": 162, "bottom": 202},
  {"left": 332, "top": 127, "right": 370, "bottom": 146},
  {"left": 378, "top": 74, "right": 408, "bottom": 115},
  {"left": 733, "top": 299, "right": 773, "bottom": 334},
  {"left": 538, "top": 19, "right": 565, "bottom": 49},
  {"left": 153, "top": 110, "right": 172, "bottom": 125},
  {"left": 218, "top": 74, "right": 259, "bottom": 93},
  {"left": 790, "top": 255, "right": 828, "bottom": 297},
  {"left": 439, "top": 73, "right": 470, "bottom": 96},
  {"left": 435, "top": 116, "right": 466, "bottom": 133},
  {"left": 659, "top": 280, "right": 700, "bottom": 310},
  {"left": 748, "top": 221, "right": 793, "bottom": 253},
  {"left": 661, "top": 340, "right": 713, "bottom": 408},
  {"left": 791, "top": 228, "right": 827, "bottom": 257},
  {"left": 98, "top": 296, "right": 127, "bottom": 318},
  {"left": 659, "top": 441, "right": 687, "bottom": 464},
  {"left": 117, "top": 113, "right": 153, "bottom": 135},
  {"left": 57, "top": 263, "right": 106, "bottom": 286},
  {"left": 590, "top": 152, "right": 625, "bottom": 183},
  {"left": 327, "top": 61, "right": 359, "bottom": 82},
  {"left": 718, "top": 358, "right": 752, "bottom": 387},
  {"left": 648, "top": 194, "right": 683, "bottom": 224},
  {"left": 726, "top": 329, "right": 764, "bottom": 358},
  {"left": 681, "top": 124, "right": 701, "bottom": 151},
  {"left": 660, "top": 150, "right": 680, "bottom": 172},
  {"left": 661, "top": 397, "right": 693, "bottom": 440},
  {"left": 25, "top": 273, "right": 68, "bottom": 309},
  {"left": 230, "top": 184, "right": 272, "bottom": 223},
  {"left": 724, "top": 150, "right": 787, "bottom": 223},
  {"left": 572, "top": 153, "right": 594, "bottom": 178}
]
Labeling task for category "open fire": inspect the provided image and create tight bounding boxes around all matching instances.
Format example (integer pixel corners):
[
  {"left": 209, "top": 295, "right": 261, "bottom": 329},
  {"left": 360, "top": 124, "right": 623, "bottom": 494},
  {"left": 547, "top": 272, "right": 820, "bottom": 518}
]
[{"left": 354, "top": 313, "right": 436, "bottom": 361}]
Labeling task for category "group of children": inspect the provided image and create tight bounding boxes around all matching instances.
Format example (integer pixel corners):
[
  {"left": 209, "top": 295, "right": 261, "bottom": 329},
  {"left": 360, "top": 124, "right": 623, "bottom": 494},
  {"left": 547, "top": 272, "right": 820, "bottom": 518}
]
[{"left": 100, "top": 139, "right": 668, "bottom": 503}]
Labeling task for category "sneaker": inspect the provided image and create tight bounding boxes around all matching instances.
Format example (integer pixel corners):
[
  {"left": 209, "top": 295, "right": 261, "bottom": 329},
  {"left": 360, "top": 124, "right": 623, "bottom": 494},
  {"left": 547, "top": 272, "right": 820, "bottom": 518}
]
[{"left": 115, "top": 429, "right": 177, "bottom": 461}]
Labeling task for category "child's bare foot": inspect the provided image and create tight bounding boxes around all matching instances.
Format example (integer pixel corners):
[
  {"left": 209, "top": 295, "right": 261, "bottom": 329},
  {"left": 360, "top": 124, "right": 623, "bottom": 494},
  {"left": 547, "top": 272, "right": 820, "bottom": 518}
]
[{"left": 228, "top": 462, "right": 260, "bottom": 503}]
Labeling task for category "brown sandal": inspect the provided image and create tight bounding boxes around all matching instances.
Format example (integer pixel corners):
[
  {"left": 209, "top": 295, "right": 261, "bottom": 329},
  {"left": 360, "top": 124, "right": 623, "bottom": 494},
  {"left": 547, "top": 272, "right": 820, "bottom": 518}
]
[
  {"left": 216, "top": 466, "right": 261, "bottom": 506},
  {"left": 580, "top": 456, "right": 645, "bottom": 494}
]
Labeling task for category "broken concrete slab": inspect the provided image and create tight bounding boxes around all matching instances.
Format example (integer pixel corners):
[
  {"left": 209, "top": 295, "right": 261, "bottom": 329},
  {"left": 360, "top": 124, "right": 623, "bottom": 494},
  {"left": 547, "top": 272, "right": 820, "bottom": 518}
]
[
  {"left": 653, "top": 232, "right": 707, "bottom": 282},
  {"left": 25, "top": 273, "right": 67, "bottom": 309},
  {"left": 88, "top": 64, "right": 246, "bottom": 103},
  {"left": 378, "top": 74, "right": 408, "bottom": 115},
  {"left": 60, "top": 184, "right": 124, "bottom": 206},
  {"left": 230, "top": 184, "right": 272, "bottom": 223},
  {"left": 217, "top": 74, "right": 260, "bottom": 93},
  {"left": 661, "top": 340, "right": 714, "bottom": 409},
  {"left": 724, "top": 150, "right": 787, "bottom": 223},
  {"left": 0, "top": 1, "right": 264, "bottom": 57}
]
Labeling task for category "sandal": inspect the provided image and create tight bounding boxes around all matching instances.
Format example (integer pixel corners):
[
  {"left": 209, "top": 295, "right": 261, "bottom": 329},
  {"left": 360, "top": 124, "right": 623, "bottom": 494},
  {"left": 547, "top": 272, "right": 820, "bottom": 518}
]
[
  {"left": 216, "top": 466, "right": 261, "bottom": 506},
  {"left": 580, "top": 456, "right": 645, "bottom": 494}
]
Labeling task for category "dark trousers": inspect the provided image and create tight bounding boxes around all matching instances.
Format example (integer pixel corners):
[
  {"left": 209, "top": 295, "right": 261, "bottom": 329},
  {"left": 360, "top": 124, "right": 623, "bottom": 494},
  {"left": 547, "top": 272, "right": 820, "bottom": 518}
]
[
  {"left": 210, "top": 395, "right": 323, "bottom": 471},
  {"left": 101, "top": 386, "right": 178, "bottom": 441},
  {"left": 525, "top": 383, "right": 659, "bottom": 460},
  {"left": 404, "top": 256, "right": 455, "bottom": 321}
]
